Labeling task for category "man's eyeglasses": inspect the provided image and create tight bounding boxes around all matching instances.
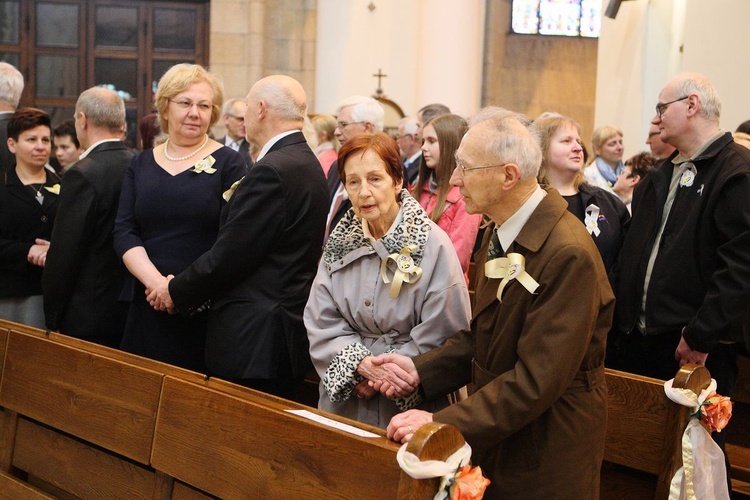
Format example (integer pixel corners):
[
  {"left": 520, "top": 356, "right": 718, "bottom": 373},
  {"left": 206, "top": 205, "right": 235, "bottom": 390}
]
[
  {"left": 170, "top": 99, "right": 213, "bottom": 112},
  {"left": 655, "top": 96, "right": 688, "bottom": 119},
  {"left": 456, "top": 158, "right": 509, "bottom": 174},
  {"left": 336, "top": 120, "right": 365, "bottom": 129},
  {"left": 228, "top": 115, "right": 244, "bottom": 122}
]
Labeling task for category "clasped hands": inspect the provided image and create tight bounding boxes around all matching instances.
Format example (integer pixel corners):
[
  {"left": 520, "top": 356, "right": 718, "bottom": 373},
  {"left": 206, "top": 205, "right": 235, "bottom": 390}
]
[
  {"left": 146, "top": 274, "right": 176, "bottom": 314},
  {"left": 356, "top": 353, "right": 433, "bottom": 443},
  {"left": 28, "top": 238, "right": 49, "bottom": 267}
]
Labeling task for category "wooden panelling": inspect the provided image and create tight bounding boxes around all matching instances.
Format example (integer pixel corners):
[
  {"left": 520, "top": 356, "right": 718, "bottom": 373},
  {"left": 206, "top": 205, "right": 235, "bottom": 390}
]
[
  {"left": 12, "top": 417, "right": 155, "bottom": 499},
  {"left": 0, "top": 331, "right": 162, "bottom": 464},
  {"left": 152, "top": 376, "right": 402, "bottom": 499},
  {"left": 0, "top": 470, "right": 55, "bottom": 499}
]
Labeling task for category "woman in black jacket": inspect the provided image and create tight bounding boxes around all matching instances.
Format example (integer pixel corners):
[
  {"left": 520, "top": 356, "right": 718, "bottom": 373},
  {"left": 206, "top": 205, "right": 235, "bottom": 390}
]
[
  {"left": 0, "top": 108, "right": 59, "bottom": 328},
  {"left": 533, "top": 114, "right": 629, "bottom": 280}
]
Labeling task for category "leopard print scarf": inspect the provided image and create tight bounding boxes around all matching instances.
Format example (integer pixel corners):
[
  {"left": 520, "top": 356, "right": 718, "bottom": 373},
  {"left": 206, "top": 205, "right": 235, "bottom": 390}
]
[{"left": 323, "top": 189, "right": 431, "bottom": 272}]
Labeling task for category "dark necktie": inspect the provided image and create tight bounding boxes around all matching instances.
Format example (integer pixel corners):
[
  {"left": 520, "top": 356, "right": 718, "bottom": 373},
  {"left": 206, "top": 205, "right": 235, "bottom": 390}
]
[{"left": 487, "top": 230, "right": 504, "bottom": 260}]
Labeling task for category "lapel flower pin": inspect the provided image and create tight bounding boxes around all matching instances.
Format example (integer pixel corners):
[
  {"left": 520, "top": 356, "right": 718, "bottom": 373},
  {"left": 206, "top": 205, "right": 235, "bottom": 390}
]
[
  {"left": 44, "top": 184, "right": 61, "bottom": 195},
  {"left": 191, "top": 155, "right": 217, "bottom": 174},
  {"left": 223, "top": 176, "right": 244, "bottom": 202}
]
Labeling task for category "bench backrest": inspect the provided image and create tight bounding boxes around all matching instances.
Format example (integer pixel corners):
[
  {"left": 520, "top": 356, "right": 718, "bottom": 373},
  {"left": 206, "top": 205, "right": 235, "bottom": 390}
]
[
  {"left": 604, "top": 364, "right": 710, "bottom": 498},
  {"left": 0, "top": 320, "right": 463, "bottom": 499}
]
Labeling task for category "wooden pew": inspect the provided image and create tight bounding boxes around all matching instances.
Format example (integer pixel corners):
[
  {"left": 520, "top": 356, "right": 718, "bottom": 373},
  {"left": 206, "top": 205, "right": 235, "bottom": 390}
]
[
  {"left": 0, "top": 320, "right": 464, "bottom": 499},
  {"left": 601, "top": 364, "right": 711, "bottom": 499}
]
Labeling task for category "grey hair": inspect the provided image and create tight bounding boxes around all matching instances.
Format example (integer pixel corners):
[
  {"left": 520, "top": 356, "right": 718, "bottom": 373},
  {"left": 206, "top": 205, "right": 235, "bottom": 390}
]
[
  {"left": 673, "top": 73, "right": 721, "bottom": 121},
  {"left": 336, "top": 96, "right": 384, "bottom": 132},
  {"left": 0, "top": 62, "right": 24, "bottom": 108},
  {"left": 222, "top": 97, "right": 247, "bottom": 116},
  {"left": 471, "top": 107, "right": 542, "bottom": 181},
  {"left": 399, "top": 116, "right": 419, "bottom": 135},
  {"left": 76, "top": 87, "right": 126, "bottom": 132},
  {"left": 255, "top": 81, "right": 306, "bottom": 122}
]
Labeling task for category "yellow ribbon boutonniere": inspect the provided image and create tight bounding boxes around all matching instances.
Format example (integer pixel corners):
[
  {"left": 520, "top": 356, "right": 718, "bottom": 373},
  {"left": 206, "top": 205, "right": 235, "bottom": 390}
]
[
  {"left": 484, "top": 252, "right": 539, "bottom": 302},
  {"left": 191, "top": 155, "right": 217, "bottom": 174},
  {"left": 222, "top": 176, "right": 244, "bottom": 202},
  {"left": 44, "top": 184, "right": 61, "bottom": 195},
  {"left": 380, "top": 244, "right": 423, "bottom": 298}
]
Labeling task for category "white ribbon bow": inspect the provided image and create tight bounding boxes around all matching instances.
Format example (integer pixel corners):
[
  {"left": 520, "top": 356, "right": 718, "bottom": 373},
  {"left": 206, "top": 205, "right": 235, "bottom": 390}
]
[
  {"left": 192, "top": 155, "right": 217, "bottom": 174},
  {"left": 484, "top": 252, "right": 539, "bottom": 302},
  {"left": 397, "top": 442, "right": 472, "bottom": 500},
  {"left": 679, "top": 164, "right": 697, "bottom": 187},
  {"left": 584, "top": 203, "right": 601, "bottom": 237},
  {"left": 380, "top": 244, "right": 423, "bottom": 298},
  {"left": 222, "top": 177, "right": 244, "bottom": 202},
  {"left": 663, "top": 378, "right": 729, "bottom": 500}
]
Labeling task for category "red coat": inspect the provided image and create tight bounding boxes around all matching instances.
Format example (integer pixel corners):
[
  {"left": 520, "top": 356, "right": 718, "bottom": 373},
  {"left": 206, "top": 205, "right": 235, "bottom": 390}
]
[{"left": 419, "top": 185, "right": 482, "bottom": 281}]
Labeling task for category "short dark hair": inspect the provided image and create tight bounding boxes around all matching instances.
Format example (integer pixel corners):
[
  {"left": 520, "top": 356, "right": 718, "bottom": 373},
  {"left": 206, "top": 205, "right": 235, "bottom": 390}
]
[
  {"left": 624, "top": 152, "right": 656, "bottom": 179},
  {"left": 338, "top": 132, "right": 404, "bottom": 187},
  {"left": 736, "top": 120, "right": 750, "bottom": 135},
  {"left": 7, "top": 107, "right": 51, "bottom": 141},
  {"left": 53, "top": 119, "right": 80, "bottom": 148}
]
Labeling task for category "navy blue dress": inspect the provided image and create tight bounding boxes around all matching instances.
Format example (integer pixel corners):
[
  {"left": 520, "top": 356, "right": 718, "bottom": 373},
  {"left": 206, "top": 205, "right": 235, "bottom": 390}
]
[{"left": 113, "top": 146, "right": 245, "bottom": 372}]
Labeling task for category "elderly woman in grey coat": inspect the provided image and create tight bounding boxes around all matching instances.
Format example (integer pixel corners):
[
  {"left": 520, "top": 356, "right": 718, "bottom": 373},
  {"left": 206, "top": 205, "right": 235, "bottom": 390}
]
[{"left": 304, "top": 132, "right": 471, "bottom": 429}]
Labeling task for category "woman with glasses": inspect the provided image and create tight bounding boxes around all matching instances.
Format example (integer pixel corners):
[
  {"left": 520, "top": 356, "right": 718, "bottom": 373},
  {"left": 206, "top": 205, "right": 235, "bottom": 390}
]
[
  {"left": 411, "top": 114, "right": 482, "bottom": 284},
  {"left": 533, "top": 114, "right": 629, "bottom": 280},
  {"left": 0, "top": 108, "right": 59, "bottom": 329},
  {"left": 114, "top": 63, "right": 245, "bottom": 372},
  {"left": 305, "top": 132, "right": 471, "bottom": 428},
  {"left": 583, "top": 125, "right": 625, "bottom": 192}
]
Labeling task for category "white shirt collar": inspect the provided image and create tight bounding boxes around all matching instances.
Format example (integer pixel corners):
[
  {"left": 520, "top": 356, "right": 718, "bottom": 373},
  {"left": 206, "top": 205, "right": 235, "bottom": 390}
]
[
  {"left": 406, "top": 151, "right": 421, "bottom": 164},
  {"left": 78, "top": 138, "right": 122, "bottom": 159},
  {"left": 495, "top": 184, "right": 547, "bottom": 251},
  {"left": 255, "top": 130, "right": 299, "bottom": 162}
]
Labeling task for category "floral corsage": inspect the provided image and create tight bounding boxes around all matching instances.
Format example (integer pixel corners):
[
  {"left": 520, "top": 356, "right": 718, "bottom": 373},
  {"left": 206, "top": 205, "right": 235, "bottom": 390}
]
[{"left": 191, "top": 155, "right": 217, "bottom": 174}]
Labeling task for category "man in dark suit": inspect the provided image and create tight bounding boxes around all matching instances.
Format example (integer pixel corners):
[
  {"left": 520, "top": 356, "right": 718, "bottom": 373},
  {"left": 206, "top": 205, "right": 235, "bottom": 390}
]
[
  {"left": 217, "top": 97, "right": 253, "bottom": 168},
  {"left": 371, "top": 109, "right": 613, "bottom": 498},
  {"left": 396, "top": 116, "right": 421, "bottom": 186},
  {"left": 150, "top": 75, "right": 329, "bottom": 401},
  {"left": 0, "top": 62, "right": 24, "bottom": 173},
  {"left": 324, "top": 95, "right": 384, "bottom": 239},
  {"left": 42, "top": 87, "right": 134, "bottom": 347}
]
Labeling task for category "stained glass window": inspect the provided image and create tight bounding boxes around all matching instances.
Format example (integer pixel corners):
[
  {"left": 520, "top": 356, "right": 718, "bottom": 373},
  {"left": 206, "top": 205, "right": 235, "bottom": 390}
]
[{"left": 512, "top": 0, "right": 601, "bottom": 38}]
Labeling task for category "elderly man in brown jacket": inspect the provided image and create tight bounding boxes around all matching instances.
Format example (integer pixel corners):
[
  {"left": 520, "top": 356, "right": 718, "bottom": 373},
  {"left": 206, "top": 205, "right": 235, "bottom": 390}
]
[{"left": 371, "top": 109, "right": 614, "bottom": 499}]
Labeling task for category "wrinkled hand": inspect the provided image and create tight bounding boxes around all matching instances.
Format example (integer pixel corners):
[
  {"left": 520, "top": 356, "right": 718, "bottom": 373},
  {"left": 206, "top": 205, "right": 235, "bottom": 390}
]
[
  {"left": 28, "top": 238, "right": 50, "bottom": 267},
  {"left": 367, "top": 353, "right": 419, "bottom": 398},
  {"left": 387, "top": 409, "right": 433, "bottom": 443},
  {"left": 146, "top": 275, "right": 176, "bottom": 314},
  {"left": 353, "top": 379, "right": 378, "bottom": 400},
  {"left": 675, "top": 333, "right": 708, "bottom": 366}
]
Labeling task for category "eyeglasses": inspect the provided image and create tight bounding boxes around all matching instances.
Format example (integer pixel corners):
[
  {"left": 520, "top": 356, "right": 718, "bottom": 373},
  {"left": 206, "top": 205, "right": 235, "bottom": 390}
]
[
  {"left": 647, "top": 131, "right": 660, "bottom": 138},
  {"left": 655, "top": 96, "right": 688, "bottom": 118},
  {"left": 395, "top": 134, "right": 414, "bottom": 141},
  {"left": 336, "top": 120, "right": 365, "bottom": 129},
  {"left": 455, "top": 159, "right": 509, "bottom": 174},
  {"left": 228, "top": 115, "right": 244, "bottom": 122},
  {"left": 170, "top": 99, "right": 213, "bottom": 113}
]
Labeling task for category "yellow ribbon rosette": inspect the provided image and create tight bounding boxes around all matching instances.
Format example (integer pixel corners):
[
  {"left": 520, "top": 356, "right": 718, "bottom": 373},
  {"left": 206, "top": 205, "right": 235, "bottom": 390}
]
[
  {"left": 484, "top": 252, "right": 539, "bottom": 302},
  {"left": 222, "top": 177, "right": 244, "bottom": 202},
  {"left": 44, "top": 184, "right": 61, "bottom": 195},
  {"left": 191, "top": 155, "right": 217, "bottom": 174},
  {"left": 380, "top": 244, "right": 423, "bottom": 298}
]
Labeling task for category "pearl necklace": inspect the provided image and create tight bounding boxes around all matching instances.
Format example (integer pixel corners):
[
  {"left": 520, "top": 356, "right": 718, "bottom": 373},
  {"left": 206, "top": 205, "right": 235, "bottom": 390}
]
[{"left": 164, "top": 135, "right": 209, "bottom": 161}]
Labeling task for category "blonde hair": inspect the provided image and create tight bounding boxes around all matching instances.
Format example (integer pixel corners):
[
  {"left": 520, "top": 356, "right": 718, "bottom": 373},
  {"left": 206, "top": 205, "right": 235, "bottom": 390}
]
[
  {"left": 155, "top": 64, "right": 224, "bottom": 134},
  {"left": 312, "top": 114, "right": 340, "bottom": 151},
  {"left": 532, "top": 115, "right": 585, "bottom": 188},
  {"left": 590, "top": 125, "right": 623, "bottom": 158}
]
